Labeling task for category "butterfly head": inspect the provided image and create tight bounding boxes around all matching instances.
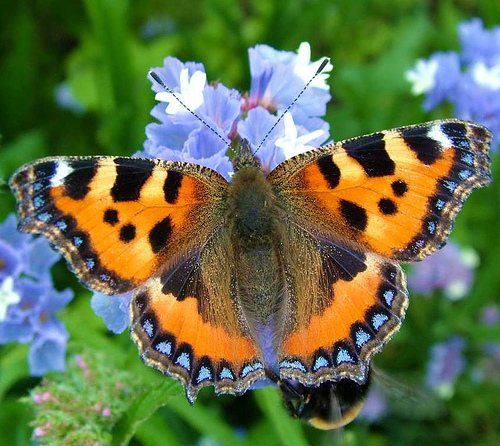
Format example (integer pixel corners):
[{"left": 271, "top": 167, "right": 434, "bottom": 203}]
[
  {"left": 270, "top": 370, "right": 371, "bottom": 430},
  {"left": 233, "top": 139, "right": 262, "bottom": 172}
]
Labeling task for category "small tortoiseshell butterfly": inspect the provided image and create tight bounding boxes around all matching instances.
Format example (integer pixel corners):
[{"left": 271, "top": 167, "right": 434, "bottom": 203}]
[{"left": 10, "top": 114, "right": 491, "bottom": 428}]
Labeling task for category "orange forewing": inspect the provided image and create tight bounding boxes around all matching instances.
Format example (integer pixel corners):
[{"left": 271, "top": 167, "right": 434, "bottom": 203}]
[
  {"left": 271, "top": 120, "right": 491, "bottom": 262},
  {"left": 10, "top": 157, "right": 227, "bottom": 293}
]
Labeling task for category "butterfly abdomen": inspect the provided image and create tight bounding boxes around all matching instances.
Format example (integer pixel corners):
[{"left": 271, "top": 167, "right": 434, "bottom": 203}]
[{"left": 227, "top": 166, "right": 283, "bottom": 321}]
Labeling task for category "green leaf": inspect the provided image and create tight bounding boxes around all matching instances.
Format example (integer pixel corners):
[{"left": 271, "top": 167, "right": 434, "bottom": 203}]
[
  {"left": 253, "top": 388, "right": 309, "bottom": 446},
  {"left": 111, "top": 380, "right": 180, "bottom": 446}
]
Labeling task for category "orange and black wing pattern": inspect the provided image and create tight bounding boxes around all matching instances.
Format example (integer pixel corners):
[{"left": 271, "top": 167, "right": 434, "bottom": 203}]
[
  {"left": 10, "top": 156, "right": 265, "bottom": 400},
  {"left": 269, "top": 119, "right": 491, "bottom": 384},
  {"left": 10, "top": 156, "right": 226, "bottom": 293}
]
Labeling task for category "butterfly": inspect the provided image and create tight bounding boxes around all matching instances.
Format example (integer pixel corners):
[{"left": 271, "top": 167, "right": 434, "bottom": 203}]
[{"left": 9, "top": 119, "right": 491, "bottom": 429}]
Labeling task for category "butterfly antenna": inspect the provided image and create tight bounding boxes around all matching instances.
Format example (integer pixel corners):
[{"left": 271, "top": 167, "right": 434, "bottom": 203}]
[
  {"left": 149, "top": 70, "right": 231, "bottom": 149},
  {"left": 253, "top": 57, "right": 331, "bottom": 156}
]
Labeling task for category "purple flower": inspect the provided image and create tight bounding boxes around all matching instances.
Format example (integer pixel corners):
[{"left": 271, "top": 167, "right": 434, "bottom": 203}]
[
  {"left": 425, "top": 337, "right": 466, "bottom": 397},
  {"left": 0, "top": 214, "right": 74, "bottom": 376},
  {"left": 406, "top": 18, "right": 500, "bottom": 152},
  {"left": 480, "top": 305, "right": 500, "bottom": 325},
  {"left": 408, "top": 241, "right": 478, "bottom": 300},
  {"left": 358, "top": 387, "right": 387, "bottom": 422},
  {"left": 93, "top": 43, "right": 332, "bottom": 332}
]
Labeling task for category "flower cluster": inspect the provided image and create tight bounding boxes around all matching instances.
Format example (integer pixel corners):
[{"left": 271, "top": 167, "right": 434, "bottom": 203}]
[
  {"left": 22, "top": 351, "right": 142, "bottom": 445},
  {"left": 0, "top": 214, "right": 74, "bottom": 375},
  {"left": 406, "top": 18, "right": 500, "bottom": 152},
  {"left": 92, "top": 42, "right": 333, "bottom": 332},
  {"left": 408, "top": 241, "right": 478, "bottom": 300}
]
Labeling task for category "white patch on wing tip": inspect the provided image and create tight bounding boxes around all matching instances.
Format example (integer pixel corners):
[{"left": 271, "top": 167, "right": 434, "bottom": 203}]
[
  {"left": 50, "top": 161, "right": 73, "bottom": 186},
  {"left": 428, "top": 124, "right": 452, "bottom": 149}
]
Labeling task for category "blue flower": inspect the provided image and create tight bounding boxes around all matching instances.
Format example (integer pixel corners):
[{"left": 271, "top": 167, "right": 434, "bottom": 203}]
[
  {"left": 90, "top": 291, "right": 132, "bottom": 334},
  {"left": 0, "top": 214, "right": 74, "bottom": 376},
  {"left": 406, "top": 18, "right": 500, "bottom": 152},
  {"left": 425, "top": 337, "right": 466, "bottom": 398},
  {"left": 93, "top": 43, "right": 332, "bottom": 332},
  {"left": 408, "top": 241, "right": 478, "bottom": 300}
]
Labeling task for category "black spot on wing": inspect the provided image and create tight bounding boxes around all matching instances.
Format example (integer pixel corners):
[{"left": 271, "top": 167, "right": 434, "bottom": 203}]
[
  {"left": 340, "top": 199, "right": 367, "bottom": 231},
  {"left": 111, "top": 158, "right": 155, "bottom": 202},
  {"left": 378, "top": 198, "right": 397, "bottom": 215},
  {"left": 103, "top": 208, "right": 119, "bottom": 225},
  {"left": 164, "top": 171, "right": 183, "bottom": 204},
  {"left": 64, "top": 160, "right": 98, "bottom": 200},
  {"left": 317, "top": 156, "right": 340, "bottom": 189},
  {"left": 149, "top": 216, "right": 173, "bottom": 253},
  {"left": 391, "top": 180, "right": 408, "bottom": 197},
  {"left": 344, "top": 133, "right": 395, "bottom": 177},
  {"left": 119, "top": 223, "right": 136, "bottom": 242}
]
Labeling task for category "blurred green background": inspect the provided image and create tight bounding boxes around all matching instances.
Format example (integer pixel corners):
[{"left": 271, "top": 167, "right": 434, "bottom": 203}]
[{"left": 0, "top": 1, "right": 499, "bottom": 445}]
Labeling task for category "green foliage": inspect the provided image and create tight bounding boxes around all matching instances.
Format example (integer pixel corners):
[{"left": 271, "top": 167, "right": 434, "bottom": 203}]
[{"left": 0, "top": 1, "right": 499, "bottom": 445}]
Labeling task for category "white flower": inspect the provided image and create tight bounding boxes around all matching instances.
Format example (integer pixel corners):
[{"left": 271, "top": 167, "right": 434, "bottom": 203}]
[
  {"left": 471, "top": 62, "right": 500, "bottom": 90},
  {"left": 294, "top": 42, "right": 333, "bottom": 90},
  {"left": 0, "top": 277, "right": 21, "bottom": 322},
  {"left": 405, "top": 58, "right": 439, "bottom": 95},
  {"left": 155, "top": 68, "right": 206, "bottom": 114},
  {"left": 276, "top": 113, "right": 326, "bottom": 158}
]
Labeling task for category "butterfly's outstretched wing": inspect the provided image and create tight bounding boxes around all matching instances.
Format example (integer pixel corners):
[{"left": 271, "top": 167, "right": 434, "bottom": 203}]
[
  {"left": 10, "top": 157, "right": 264, "bottom": 399},
  {"left": 10, "top": 157, "right": 227, "bottom": 293},
  {"left": 268, "top": 119, "right": 491, "bottom": 383}
]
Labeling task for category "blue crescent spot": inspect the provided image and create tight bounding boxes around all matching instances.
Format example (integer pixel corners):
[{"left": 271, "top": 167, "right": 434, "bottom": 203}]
[
  {"left": 252, "top": 361, "right": 264, "bottom": 370},
  {"left": 280, "top": 360, "right": 307, "bottom": 373},
  {"left": 427, "top": 220, "right": 436, "bottom": 235},
  {"left": 372, "top": 313, "right": 389, "bottom": 330},
  {"left": 155, "top": 341, "right": 172, "bottom": 356},
  {"left": 73, "top": 236, "right": 83, "bottom": 247},
  {"left": 240, "top": 364, "right": 254, "bottom": 378},
  {"left": 336, "top": 348, "right": 354, "bottom": 364},
  {"left": 435, "top": 199, "right": 446, "bottom": 211},
  {"left": 55, "top": 220, "right": 68, "bottom": 231},
  {"left": 415, "top": 239, "right": 425, "bottom": 249},
  {"left": 458, "top": 169, "right": 472, "bottom": 180},
  {"left": 383, "top": 289, "right": 395, "bottom": 306},
  {"left": 355, "top": 328, "right": 371, "bottom": 348},
  {"left": 443, "top": 180, "right": 457, "bottom": 193},
  {"left": 196, "top": 366, "right": 212, "bottom": 383},
  {"left": 313, "top": 356, "right": 329, "bottom": 371},
  {"left": 142, "top": 319, "right": 154, "bottom": 338},
  {"left": 85, "top": 258, "right": 95, "bottom": 270},
  {"left": 37, "top": 212, "right": 52, "bottom": 222},
  {"left": 33, "top": 196, "right": 45, "bottom": 209},
  {"left": 461, "top": 153, "right": 474, "bottom": 166},
  {"left": 219, "top": 367, "right": 234, "bottom": 380},
  {"left": 33, "top": 181, "right": 43, "bottom": 191},
  {"left": 175, "top": 352, "right": 191, "bottom": 371}
]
